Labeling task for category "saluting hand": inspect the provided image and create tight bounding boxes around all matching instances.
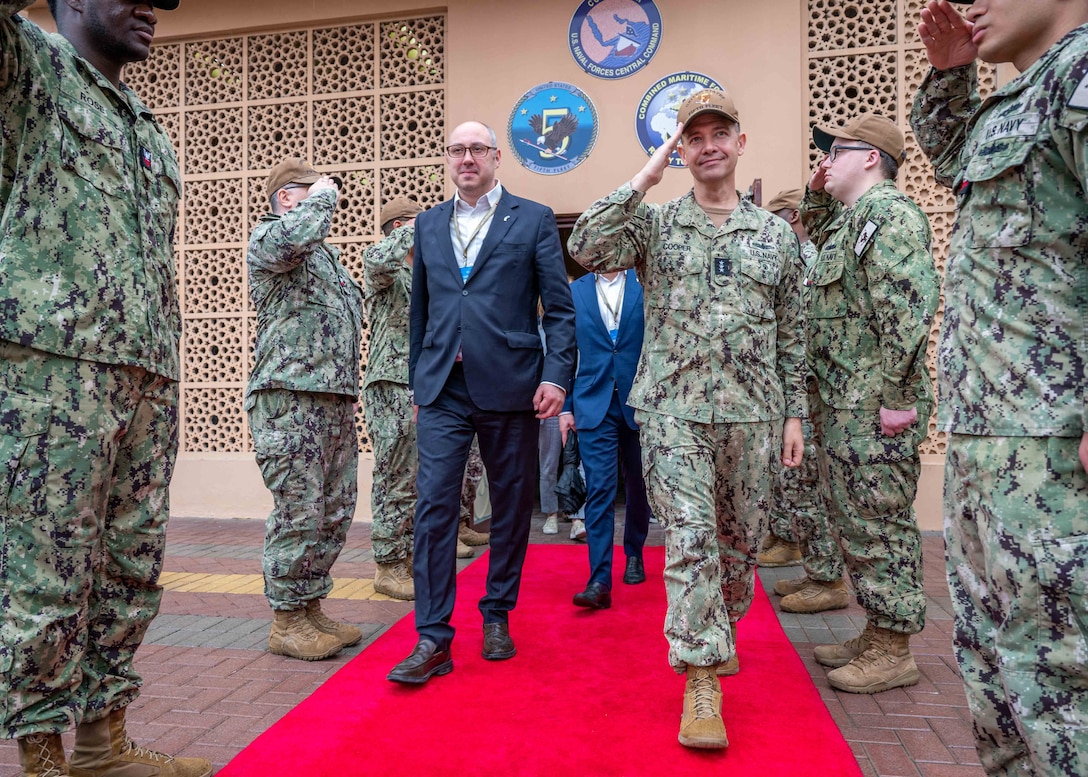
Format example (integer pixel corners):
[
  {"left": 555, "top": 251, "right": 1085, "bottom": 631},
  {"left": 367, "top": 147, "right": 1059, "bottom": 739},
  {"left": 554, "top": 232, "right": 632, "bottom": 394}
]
[
  {"left": 310, "top": 175, "right": 340, "bottom": 195},
  {"left": 631, "top": 123, "right": 684, "bottom": 193},
  {"left": 918, "top": 0, "right": 978, "bottom": 71}
]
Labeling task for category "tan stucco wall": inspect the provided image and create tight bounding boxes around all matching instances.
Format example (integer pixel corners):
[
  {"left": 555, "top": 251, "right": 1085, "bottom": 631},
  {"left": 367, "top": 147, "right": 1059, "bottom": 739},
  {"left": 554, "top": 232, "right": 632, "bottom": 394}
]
[{"left": 24, "top": 0, "right": 947, "bottom": 529}]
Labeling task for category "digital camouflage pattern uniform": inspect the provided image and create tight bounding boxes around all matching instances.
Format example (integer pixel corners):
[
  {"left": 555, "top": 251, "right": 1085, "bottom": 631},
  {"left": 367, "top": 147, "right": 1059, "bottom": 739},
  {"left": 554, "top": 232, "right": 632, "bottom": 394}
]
[
  {"left": 0, "top": 3, "right": 182, "bottom": 737},
  {"left": 461, "top": 436, "right": 483, "bottom": 527},
  {"left": 363, "top": 224, "right": 416, "bottom": 566},
  {"left": 801, "top": 179, "right": 938, "bottom": 636},
  {"left": 569, "top": 183, "right": 806, "bottom": 672},
  {"left": 768, "top": 240, "right": 843, "bottom": 583},
  {"left": 246, "top": 188, "right": 364, "bottom": 611},
  {"left": 911, "top": 28, "right": 1088, "bottom": 776}
]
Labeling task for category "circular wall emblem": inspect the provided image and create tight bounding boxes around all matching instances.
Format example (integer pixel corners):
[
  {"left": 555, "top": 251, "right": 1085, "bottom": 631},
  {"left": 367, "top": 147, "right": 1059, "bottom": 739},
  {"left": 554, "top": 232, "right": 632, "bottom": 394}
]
[
  {"left": 635, "top": 71, "right": 724, "bottom": 168},
  {"left": 508, "top": 82, "right": 599, "bottom": 175},
  {"left": 568, "top": 0, "right": 662, "bottom": 80}
]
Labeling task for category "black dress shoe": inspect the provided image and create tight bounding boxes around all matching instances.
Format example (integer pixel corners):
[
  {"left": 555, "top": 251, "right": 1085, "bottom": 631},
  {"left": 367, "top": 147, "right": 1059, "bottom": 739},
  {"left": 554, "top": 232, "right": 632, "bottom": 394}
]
[
  {"left": 387, "top": 639, "right": 453, "bottom": 684},
  {"left": 623, "top": 556, "right": 646, "bottom": 585},
  {"left": 573, "top": 581, "right": 612, "bottom": 609},
  {"left": 482, "top": 623, "right": 517, "bottom": 660}
]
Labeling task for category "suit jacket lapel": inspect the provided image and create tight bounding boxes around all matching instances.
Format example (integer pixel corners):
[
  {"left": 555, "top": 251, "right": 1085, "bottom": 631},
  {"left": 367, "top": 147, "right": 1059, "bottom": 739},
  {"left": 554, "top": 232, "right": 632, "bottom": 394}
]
[
  {"left": 429, "top": 199, "right": 462, "bottom": 285},
  {"left": 466, "top": 192, "right": 516, "bottom": 282},
  {"left": 580, "top": 277, "right": 612, "bottom": 343},
  {"left": 617, "top": 269, "right": 641, "bottom": 345}
]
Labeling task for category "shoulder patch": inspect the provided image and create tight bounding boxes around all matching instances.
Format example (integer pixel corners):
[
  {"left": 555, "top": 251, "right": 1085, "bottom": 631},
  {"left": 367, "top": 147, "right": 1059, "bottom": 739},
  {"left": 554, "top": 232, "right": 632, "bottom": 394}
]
[
  {"left": 854, "top": 220, "right": 879, "bottom": 256},
  {"left": 1069, "top": 72, "right": 1088, "bottom": 110}
]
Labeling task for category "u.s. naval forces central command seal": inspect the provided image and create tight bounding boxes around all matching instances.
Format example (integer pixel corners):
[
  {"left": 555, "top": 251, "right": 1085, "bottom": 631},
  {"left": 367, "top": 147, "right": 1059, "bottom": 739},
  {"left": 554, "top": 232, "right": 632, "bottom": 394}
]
[
  {"left": 508, "top": 82, "right": 599, "bottom": 175},
  {"left": 568, "top": 0, "right": 662, "bottom": 80},
  {"left": 635, "top": 71, "right": 724, "bottom": 168}
]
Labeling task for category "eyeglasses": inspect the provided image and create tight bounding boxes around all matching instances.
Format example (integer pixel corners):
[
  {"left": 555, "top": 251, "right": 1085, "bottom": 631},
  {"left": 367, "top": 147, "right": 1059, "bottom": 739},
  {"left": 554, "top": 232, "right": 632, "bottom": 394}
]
[
  {"left": 446, "top": 144, "right": 496, "bottom": 158},
  {"left": 281, "top": 183, "right": 310, "bottom": 191},
  {"left": 827, "top": 145, "right": 873, "bottom": 162}
]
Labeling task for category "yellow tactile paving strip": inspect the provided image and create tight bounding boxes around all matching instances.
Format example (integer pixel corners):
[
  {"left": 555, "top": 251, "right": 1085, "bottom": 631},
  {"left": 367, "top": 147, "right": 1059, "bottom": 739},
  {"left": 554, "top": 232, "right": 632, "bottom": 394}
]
[{"left": 158, "top": 572, "right": 396, "bottom": 600}]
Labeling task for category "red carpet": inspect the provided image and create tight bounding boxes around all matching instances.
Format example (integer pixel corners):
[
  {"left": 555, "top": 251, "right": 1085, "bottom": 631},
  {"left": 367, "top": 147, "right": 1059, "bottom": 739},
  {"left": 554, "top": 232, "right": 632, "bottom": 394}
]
[{"left": 220, "top": 545, "right": 862, "bottom": 776}]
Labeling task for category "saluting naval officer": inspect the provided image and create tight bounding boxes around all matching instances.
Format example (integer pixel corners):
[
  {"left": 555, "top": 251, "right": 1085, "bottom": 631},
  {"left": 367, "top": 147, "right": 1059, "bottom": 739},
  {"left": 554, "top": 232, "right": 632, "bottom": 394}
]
[
  {"left": 569, "top": 87, "right": 806, "bottom": 750},
  {"left": 912, "top": 1, "right": 1088, "bottom": 773},
  {"left": 800, "top": 113, "right": 939, "bottom": 695}
]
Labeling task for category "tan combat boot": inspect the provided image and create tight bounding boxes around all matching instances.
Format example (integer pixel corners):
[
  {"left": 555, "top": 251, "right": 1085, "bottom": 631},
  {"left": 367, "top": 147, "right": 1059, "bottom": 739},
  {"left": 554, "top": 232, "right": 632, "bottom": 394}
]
[
  {"left": 458, "top": 521, "right": 490, "bottom": 546},
  {"left": 780, "top": 578, "right": 850, "bottom": 614},
  {"left": 678, "top": 666, "right": 728, "bottom": 749},
  {"left": 374, "top": 560, "right": 415, "bottom": 600},
  {"left": 756, "top": 536, "right": 802, "bottom": 567},
  {"left": 826, "top": 628, "right": 920, "bottom": 694},
  {"left": 814, "top": 621, "right": 877, "bottom": 668},
  {"left": 456, "top": 539, "right": 476, "bottom": 559},
  {"left": 305, "top": 598, "right": 362, "bottom": 647},
  {"left": 18, "top": 733, "right": 67, "bottom": 777},
  {"left": 268, "top": 608, "right": 343, "bottom": 660},
  {"left": 716, "top": 622, "right": 739, "bottom": 677},
  {"left": 773, "top": 574, "right": 812, "bottom": 596},
  {"left": 69, "top": 708, "right": 211, "bottom": 777}
]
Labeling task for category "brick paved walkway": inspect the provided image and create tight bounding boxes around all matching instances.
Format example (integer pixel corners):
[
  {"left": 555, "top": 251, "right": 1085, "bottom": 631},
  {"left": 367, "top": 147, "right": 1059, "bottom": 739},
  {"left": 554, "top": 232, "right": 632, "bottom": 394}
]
[{"left": 0, "top": 515, "right": 983, "bottom": 777}]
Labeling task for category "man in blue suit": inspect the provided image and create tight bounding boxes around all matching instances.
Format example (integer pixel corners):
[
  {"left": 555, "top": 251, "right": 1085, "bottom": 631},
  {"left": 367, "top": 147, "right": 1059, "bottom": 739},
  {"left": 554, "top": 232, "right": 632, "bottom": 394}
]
[
  {"left": 387, "top": 120, "right": 576, "bottom": 684},
  {"left": 560, "top": 270, "right": 651, "bottom": 609}
]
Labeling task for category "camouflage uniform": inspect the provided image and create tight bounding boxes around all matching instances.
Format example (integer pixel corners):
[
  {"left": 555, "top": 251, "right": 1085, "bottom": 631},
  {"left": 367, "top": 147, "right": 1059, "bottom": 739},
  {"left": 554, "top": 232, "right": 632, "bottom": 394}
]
[
  {"left": 801, "top": 180, "right": 938, "bottom": 636},
  {"left": 246, "top": 188, "right": 364, "bottom": 611},
  {"left": 0, "top": 5, "right": 181, "bottom": 737},
  {"left": 768, "top": 242, "right": 844, "bottom": 582},
  {"left": 363, "top": 224, "right": 416, "bottom": 565},
  {"left": 911, "top": 30, "right": 1088, "bottom": 775},
  {"left": 461, "top": 436, "right": 483, "bottom": 526},
  {"left": 569, "top": 183, "right": 806, "bottom": 671}
]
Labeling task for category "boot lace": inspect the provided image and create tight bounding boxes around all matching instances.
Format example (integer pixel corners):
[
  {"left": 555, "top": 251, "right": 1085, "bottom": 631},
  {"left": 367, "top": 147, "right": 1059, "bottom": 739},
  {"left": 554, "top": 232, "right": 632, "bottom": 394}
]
[
  {"left": 121, "top": 736, "right": 175, "bottom": 764},
  {"left": 25, "top": 734, "right": 65, "bottom": 777},
  {"left": 690, "top": 668, "right": 718, "bottom": 718}
]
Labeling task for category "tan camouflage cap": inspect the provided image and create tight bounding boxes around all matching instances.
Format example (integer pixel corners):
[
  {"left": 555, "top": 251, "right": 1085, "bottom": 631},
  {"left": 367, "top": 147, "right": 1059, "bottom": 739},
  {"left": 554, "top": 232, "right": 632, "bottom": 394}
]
[
  {"left": 677, "top": 88, "right": 740, "bottom": 127},
  {"left": 380, "top": 196, "right": 423, "bottom": 226},
  {"left": 765, "top": 188, "right": 804, "bottom": 212},
  {"left": 813, "top": 113, "right": 905, "bottom": 163},
  {"left": 266, "top": 157, "right": 342, "bottom": 198}
]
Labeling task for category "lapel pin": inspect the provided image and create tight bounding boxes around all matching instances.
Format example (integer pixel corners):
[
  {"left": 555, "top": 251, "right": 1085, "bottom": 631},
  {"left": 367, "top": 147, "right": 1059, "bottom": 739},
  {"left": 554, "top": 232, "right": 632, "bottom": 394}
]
[{"left": 503, "top": 215, "right": 510, "bottom": 222}]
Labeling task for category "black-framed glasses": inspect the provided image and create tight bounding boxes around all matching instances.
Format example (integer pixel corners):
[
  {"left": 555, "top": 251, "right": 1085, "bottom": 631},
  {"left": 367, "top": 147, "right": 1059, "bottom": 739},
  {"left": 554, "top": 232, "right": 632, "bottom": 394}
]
[
  {"left": 828, "top": 145, "right": 873, "bottom": 162},
  {"left": 446, "top": 144, "right": 496, "bottom": 158},
  {"left": 281, "top": 183, "right": 310, "bottom": 191}
]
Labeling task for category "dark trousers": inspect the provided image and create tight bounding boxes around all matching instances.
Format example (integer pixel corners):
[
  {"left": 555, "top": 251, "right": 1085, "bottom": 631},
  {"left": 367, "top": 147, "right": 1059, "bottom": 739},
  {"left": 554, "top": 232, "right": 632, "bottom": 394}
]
[
  {"left": 413, "top": 364, "right": 538, "bottom": 647},
  {"left": 579, "top": 392, "right": 651, "bottom": 588}
]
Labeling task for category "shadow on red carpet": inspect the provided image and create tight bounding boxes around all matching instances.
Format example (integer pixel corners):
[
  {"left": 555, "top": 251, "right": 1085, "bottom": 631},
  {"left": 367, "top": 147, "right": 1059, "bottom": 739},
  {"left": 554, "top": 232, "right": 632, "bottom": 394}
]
[{"left": 219, "top": 544, "right": 861, "bottom": 776}]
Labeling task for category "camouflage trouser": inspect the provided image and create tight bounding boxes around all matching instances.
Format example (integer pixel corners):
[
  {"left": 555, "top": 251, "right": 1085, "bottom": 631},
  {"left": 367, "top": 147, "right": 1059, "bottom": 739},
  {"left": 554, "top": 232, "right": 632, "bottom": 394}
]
[
  {"left": 812, "top": 398, "right": 928, "bottom": 634},
  {"left": 460, "top": 436, "right": 482, "bottom": 527},
  {"left": 768, "top": 415, "right": 844, "bottom": 582},
  {"left": 246, "top": 389, "right": 357, "bottom": 611},
  {"left": 638, "top": 411, "right": 777, "bottom": 672},
  {"left": 0, "top": 341, "right": 177, "bottom": 738},
  {"left": 945, "top": 434, "right": 1088, "bottom": 777},
  {"left": 363, "top": 382, "right": 415, "bottom": 564}
]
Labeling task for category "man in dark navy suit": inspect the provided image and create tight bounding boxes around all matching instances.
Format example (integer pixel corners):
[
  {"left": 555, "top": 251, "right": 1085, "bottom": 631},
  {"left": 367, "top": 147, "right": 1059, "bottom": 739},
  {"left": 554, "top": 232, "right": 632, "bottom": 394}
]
[
  {"left": 387, "top": 120, "right": 576, "bottom": 684},
  {"left": 559, "top": 269, "right": 651, "bottom": 609}
]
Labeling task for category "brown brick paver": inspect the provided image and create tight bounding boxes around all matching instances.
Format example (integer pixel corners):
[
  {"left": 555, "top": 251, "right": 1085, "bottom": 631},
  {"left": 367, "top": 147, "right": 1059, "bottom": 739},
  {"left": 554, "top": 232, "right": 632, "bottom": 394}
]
[{"left": 0, "top": 516, "right": 983, "bottom": 776}]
